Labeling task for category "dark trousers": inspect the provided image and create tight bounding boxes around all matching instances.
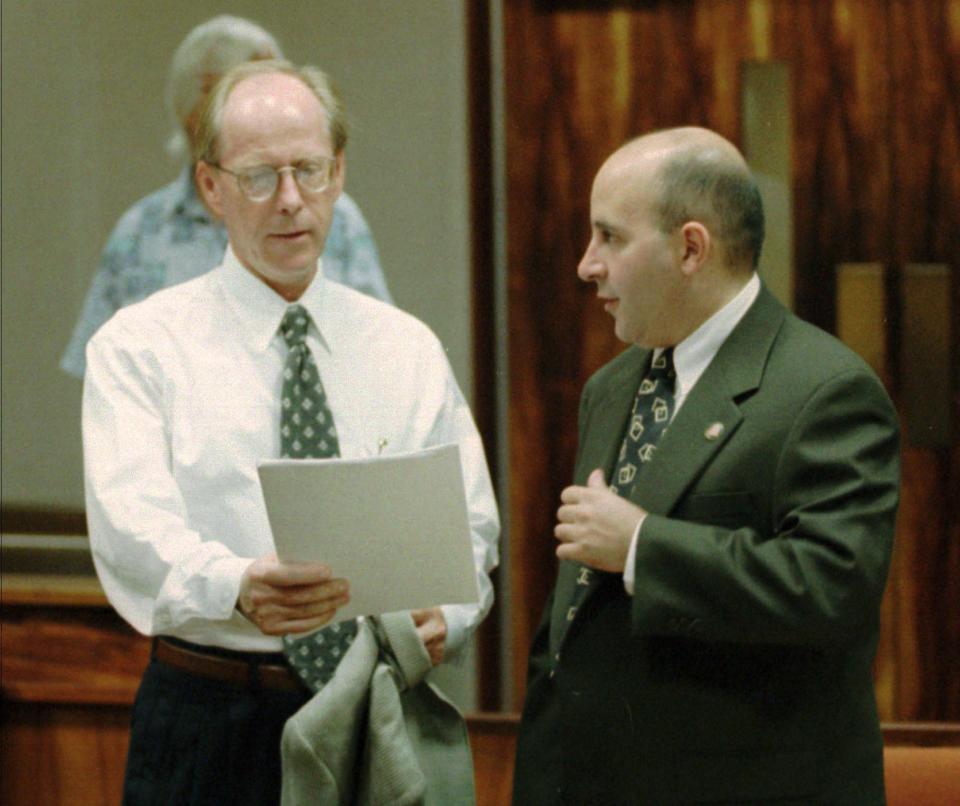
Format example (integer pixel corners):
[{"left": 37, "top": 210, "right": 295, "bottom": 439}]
[{"left": 123, "top": 644, "right": 310, "bottom": 806}]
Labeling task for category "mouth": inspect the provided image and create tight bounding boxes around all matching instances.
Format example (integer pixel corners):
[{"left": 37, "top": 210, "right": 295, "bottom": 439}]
[
  {"left": 270, "top": 230, "right": 310, "bottom": 241},
  {"left": 601, "top": 297, "right": 619, "bottom": 314}
]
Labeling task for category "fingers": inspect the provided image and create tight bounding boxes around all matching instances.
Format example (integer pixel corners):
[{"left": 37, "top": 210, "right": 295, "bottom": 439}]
[
  {"left": 244, "top": 587, "right": 350, "bottom": 636},
  {"left": 411, "top": 607, "right": 447, "bottom": 666},
  {"left": 560, "top": 468, "right": 608, "bottom": 503},
  {"left": 257, "top": 560, "right": 332, "bottom": 587},
  {"left": 556, "top": 503, "right": 575, "bottom": 524},
  {"left": 554, "top": 522, "right": 576, "bottom": 543},
  {"left": 586, "top": 468, "right": 606, "bottom": 488},
  {"left": 238, "top": 555, "right": 351, "bottom": 635},
  {"left": 265, "top": 600, "right": 346, "bottom": 635},
  {"left": 273, "top": 579, "right": 346, "bottom": 606},
  {"left": 553, "top": 472, "right": 645, "bottom": 573}
]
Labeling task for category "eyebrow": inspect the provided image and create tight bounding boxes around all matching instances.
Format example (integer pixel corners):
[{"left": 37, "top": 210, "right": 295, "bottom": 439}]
[
  {"left": 233, "top": 155, "right": 334, "bottom": 170},
  {"left": 592, "top": 218, "right": 622, "bottom": 234}
]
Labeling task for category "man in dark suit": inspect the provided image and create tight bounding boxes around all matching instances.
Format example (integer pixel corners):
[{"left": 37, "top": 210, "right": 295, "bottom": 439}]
[{"left": 512, "top": 127, "right": 900, "bottom": 805}]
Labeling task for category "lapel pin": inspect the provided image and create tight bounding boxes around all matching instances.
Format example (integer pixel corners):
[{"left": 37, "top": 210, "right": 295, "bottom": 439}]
[{"left": 704, "top": 422, "right": 724, "bottom": 441}]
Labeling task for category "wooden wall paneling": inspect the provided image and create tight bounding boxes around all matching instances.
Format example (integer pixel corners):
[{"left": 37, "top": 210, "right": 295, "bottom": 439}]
[
  {"left": 887, "top": 0, "right": 960, "bottom": 721},
  {"left": 771, "top": 0, "right": 891, "bottom": 332},
  {"left": 1, "top": 604, "right": 149, "bottom": 704},
  {"left": 504, "top": 0, "right": 599, "bottom": 703},
  {"left": 888, "top": 0, "right": 960, "bottom": 268},
  {"left": 0, "top": 587, "right": 150, "bottom": 806},
  {"left": 468, "top": 712, "right": 520, "bottom": 805},
  {"left": 467, "top": 0, "right": 505, "bottom": 713},
  {"left": 1, "top": 703, "right": 131, "bottom": 806}
]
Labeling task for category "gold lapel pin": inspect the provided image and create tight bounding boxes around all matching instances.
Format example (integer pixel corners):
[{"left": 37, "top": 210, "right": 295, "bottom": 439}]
[{"left": 704, "top": 422, "right": 724, "bottom": 441}]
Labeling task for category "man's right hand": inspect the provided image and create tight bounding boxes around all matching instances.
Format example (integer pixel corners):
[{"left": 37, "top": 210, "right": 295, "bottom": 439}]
[{"left": 237, "top": 554, "right": 350, "bottom": 635}]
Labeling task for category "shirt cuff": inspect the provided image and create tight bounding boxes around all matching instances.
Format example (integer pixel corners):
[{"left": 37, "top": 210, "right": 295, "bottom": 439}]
[
  {"left": 622, "top": 513, "right": 647, "bottom": 596},
  {"left": 156, "top": 555, "right": 255, "bottom": 634},
  {"left": 439, "top": 602, "right": 479, "bottom": 662}
]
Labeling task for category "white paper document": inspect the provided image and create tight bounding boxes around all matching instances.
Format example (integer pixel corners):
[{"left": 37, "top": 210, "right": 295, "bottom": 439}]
[{"left": 257, "top": 443, "right": 479, "bottom": 622}]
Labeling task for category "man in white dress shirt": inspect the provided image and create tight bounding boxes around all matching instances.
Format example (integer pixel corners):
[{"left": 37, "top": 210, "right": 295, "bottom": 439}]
[{"left": 83, "top": 60, "right": 499, "bottom": 806}]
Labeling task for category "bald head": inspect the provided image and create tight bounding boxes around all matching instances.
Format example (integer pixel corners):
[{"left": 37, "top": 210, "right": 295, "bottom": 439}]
[{"left": 603, "top": 127, "right": 764, "bottom": 271}]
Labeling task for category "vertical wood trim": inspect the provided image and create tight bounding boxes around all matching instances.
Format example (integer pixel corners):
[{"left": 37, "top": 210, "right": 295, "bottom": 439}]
[{"left": 467, "top": 0, "right": 503, "bottom": 712}]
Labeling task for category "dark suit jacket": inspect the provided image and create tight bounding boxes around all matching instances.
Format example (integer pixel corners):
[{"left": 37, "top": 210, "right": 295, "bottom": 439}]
[{"left": 513, "top": 286, "right": 900, "bottom": 805}]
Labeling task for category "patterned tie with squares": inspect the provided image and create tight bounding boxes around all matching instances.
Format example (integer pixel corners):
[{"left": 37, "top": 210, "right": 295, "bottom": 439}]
[
  {"left": 277, "top": 303, "right": 358, "bottom": 692},
  {"left": 565, "top": 348, "right": 676, "bottom": 625}
]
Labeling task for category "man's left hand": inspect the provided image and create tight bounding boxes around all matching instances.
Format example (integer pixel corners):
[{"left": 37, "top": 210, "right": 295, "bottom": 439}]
[
  {"left": 411, "top": 607, "right": 446, "bottom": 666},
  {"left": 555, "top": 468, "right": 646, "bottom": 572}
]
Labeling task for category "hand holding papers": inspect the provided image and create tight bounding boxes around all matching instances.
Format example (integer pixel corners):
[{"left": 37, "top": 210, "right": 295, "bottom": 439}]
[{"left": 257, "top": 444, "right": 479, "bottom": 622}]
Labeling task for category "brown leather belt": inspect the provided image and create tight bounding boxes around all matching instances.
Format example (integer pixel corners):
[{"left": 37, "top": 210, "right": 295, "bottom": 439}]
[{"left": 153, "top": 638, "right": 306, "bottom": 693}]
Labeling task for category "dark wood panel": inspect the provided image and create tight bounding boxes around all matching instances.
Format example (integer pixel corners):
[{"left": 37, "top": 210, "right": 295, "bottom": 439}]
[
  {"left": 1, "top": 603, "right": 149, "bottom": 705},
  {"left": 772, "top": 0, "right": 892, "bottom": 332},
  {"left": 884, "top": 0, "right": 960, "bottom": 723},
  {"left": 467, "top": 0, "right": 505, "bottom": 713},
  {"left": 503, "top": 0, "right": 960, "bottom": 720},
  {"left": 888, "top": 0, "right": 960, "bottom": 267},
  {"left": 468, "top": 712, "right": 520, "bottom": 805},
  {"left": 1, "top": 702, "right": 131, "bottom": 806},
  {"left": 1, "top": 506, "right": 87, "bottom": 535}
]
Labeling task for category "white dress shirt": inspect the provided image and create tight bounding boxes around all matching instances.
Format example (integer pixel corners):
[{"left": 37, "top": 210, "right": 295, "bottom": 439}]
[
  {"left": 83, "top": 247, "right": 499, "bottom": 654},
  {"left": 623, "top": 273, "right": 760, "bottom": 593}
]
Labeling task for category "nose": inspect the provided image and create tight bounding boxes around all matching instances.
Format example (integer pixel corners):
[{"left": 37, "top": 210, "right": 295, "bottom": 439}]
[
  {"left": 577, "top": 234, "right": 605, "bottom": 283},
  {"left": 275, "top": 168, "right": 304, "bottom": 214}
]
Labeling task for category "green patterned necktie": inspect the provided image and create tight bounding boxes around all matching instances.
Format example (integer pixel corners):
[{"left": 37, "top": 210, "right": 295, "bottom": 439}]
[
  {"left": 564, "top": 348, "right": 676, "bottom": 624},
  {"left": 277, "top": 303, "right": 358, "bottom": 692}
]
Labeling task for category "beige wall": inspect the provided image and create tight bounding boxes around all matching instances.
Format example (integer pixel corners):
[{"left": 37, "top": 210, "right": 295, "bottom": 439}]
[{"left": 1, "top": 0, "right": 474, "bottom": 509}]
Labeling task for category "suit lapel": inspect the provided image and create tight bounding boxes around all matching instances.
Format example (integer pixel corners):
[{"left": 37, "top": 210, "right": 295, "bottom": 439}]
[
  {"left": 633, "top": 286, "right": 785, "bottom": 514},
  {"left": 552, "top": 286, "right": 787, "bottom": 652},
  {"left": 633, "top": 286, "right": 785, "bottom": 515}
]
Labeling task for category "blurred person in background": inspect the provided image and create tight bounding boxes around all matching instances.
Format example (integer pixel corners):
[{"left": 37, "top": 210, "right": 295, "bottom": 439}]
[{"left": 62, "top": 14, "right": 391, "bottom": 378}]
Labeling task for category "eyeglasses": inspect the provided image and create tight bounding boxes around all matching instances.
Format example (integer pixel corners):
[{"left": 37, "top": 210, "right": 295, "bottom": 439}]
[{"left": 211, "top": 157, "right": 336, "bottom": 201}]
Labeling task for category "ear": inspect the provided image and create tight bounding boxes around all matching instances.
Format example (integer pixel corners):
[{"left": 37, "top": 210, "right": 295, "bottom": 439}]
[
  {"left": 678, "top": 221, "right": 711, "bottom": 277},
  {"left": 331, "top": 151, "right": 346, "bottom": 201},
  {"left": 194, "top": 161, "right": 225, "bottom": 218}
]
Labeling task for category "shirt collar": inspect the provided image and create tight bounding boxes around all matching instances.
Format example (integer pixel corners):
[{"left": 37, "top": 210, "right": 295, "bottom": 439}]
[
  {"left": 668, "top": 272, "right": 761, "bottom": 399},
  {"left": 215, "top": 245, "right": 334, "bottom": 355}
]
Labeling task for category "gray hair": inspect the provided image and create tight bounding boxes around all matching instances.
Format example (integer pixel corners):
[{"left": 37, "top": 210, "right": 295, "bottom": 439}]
[
  {"left": 653, "top": 146, "right": 765, "bottom": 270},
  {"left": 165, "top": 15, "right": 282, "bottom": 161},
  {"left": 194, "top": 60, "right": 349, "bottom": 166}
]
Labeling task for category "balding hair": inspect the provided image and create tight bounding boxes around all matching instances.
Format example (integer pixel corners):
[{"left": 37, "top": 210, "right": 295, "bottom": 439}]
[
  {"left": 193, "top": 59, "right": 348, "bottom": 166},
  {"left": 635, "top": 129, "right": 765, "bottom": 270}
]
